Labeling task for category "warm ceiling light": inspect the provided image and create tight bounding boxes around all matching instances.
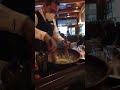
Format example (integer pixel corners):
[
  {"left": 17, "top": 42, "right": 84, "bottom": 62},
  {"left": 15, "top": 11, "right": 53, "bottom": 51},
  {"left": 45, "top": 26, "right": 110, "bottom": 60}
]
[
  {"left": 76, "top": 7, "right": 79, "bottom": 9},
  {"left": 61, "top": 3, "right": 67, "bottom": 6},
  {"left": 35, "top": 5, "right": 43, "bottom": 7},
  {"left": 67, "top": 16, "right": 70, "bottom": 17},
  {"left": 76, "top": 2, "right": 80, "bottom": 5},
  {"left": 67, "top": 14, "right": 69, "bottom": 15}
]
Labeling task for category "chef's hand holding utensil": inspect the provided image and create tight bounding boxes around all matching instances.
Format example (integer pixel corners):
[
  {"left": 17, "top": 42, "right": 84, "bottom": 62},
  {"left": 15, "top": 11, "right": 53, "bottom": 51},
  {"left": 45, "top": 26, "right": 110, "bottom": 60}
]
[
  {"left": 62, "top": 38, "right": 69, "bottom": 58},
  {"left": 44, "top": 33, "right": 57, "bottom": 53},
  {"left": 61, "top": 39, "right": 69, "bottom": 48}
]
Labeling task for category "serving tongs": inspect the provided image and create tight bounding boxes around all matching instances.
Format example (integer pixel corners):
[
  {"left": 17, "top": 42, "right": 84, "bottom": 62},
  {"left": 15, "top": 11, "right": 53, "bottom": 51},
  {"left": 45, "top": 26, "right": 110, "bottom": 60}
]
[{"left": 64, "top": 38, "right": 70, "bottom": 58}]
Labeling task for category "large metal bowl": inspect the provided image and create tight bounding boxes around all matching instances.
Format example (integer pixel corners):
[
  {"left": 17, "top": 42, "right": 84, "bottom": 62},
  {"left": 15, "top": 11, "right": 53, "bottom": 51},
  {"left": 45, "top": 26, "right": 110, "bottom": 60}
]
[
  {"left": 48, "top": 48, "right": 81, "bottom": 65},
  {"left": 36, "top": 48, "right": 81, "bottom": 75}
]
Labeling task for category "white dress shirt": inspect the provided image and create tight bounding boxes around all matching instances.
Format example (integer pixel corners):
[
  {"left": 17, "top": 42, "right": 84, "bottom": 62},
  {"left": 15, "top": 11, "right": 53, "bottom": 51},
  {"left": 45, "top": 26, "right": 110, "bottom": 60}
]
[{"left": 35, "top": 9, "right": 64, "bottom": 42}]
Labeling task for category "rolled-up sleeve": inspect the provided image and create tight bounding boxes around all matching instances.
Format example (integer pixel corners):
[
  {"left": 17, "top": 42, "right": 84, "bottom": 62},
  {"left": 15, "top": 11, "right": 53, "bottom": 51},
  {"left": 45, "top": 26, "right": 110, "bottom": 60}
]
[{"left": 35, "top": 27, "right": 46, "bottom": 41}]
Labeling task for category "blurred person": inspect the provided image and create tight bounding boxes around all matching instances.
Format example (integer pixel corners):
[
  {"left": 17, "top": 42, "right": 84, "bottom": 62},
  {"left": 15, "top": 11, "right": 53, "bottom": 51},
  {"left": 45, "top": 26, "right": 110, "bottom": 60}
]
[
  {"left": 67, "top": 30, "right": 70, "bottom": 37},
  {"left": 0, "top": 0, "right": 34, "bottom": 90}
]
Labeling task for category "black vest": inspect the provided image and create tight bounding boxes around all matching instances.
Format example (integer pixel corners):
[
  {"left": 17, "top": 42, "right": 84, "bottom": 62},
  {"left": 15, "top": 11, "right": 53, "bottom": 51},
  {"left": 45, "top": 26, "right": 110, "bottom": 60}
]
[{"left": 35, "top": 11, "right": 54, "bottom": 52}]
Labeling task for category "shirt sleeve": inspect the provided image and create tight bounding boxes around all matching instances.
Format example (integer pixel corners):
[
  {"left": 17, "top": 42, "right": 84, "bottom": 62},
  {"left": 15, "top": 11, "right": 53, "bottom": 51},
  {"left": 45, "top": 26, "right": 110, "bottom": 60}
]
[
  {"left": 52, "top": 19, "right": 64, "bottom": 42},
  {"left": 35, "top": 27, "right": 47, "bottom": 41}
]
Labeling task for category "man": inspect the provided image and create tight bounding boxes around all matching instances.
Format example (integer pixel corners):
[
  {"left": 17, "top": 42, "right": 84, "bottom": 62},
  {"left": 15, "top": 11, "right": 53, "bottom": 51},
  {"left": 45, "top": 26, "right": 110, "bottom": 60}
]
[
  {"left": 35, "top": 14, "right": 57, "bottom": 54},
  {"left": 35, "top": 0, "right": 67, "bottom": 55}
]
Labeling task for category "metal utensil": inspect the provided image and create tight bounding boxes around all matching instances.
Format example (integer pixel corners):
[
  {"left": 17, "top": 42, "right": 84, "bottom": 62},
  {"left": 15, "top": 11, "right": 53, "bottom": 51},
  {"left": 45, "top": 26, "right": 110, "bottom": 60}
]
[{"left": 64, "top": 38, "right": 69, "bottom": 58}]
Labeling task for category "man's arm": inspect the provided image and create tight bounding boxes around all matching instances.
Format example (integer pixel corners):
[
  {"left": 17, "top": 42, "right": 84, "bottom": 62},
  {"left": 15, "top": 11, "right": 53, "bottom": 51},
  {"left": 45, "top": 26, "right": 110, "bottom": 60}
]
[
  {"left": 52, "top": 19, "right": 64, "bottom": 42},
  {"left": 52, "top": 19, "right": 70, "bottom": 48},
  {"left": 35, "top": 28, "right": 57, "bottom": 53},
  {"left": 35, "top": 27, "right": 47, "bottom": 40}
]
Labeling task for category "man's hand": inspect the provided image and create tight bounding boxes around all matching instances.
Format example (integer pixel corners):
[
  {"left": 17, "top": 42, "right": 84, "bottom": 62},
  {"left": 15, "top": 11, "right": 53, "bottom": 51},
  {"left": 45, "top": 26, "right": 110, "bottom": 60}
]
[
  {"left": 44, "top": 33, "right": 57, "bottom": 53},
  {"left": 62, "top": 40, "right": 67, "bottom": 47},
  {"left": 61, "top": 39, "right": 70, "bottom": 48}
]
